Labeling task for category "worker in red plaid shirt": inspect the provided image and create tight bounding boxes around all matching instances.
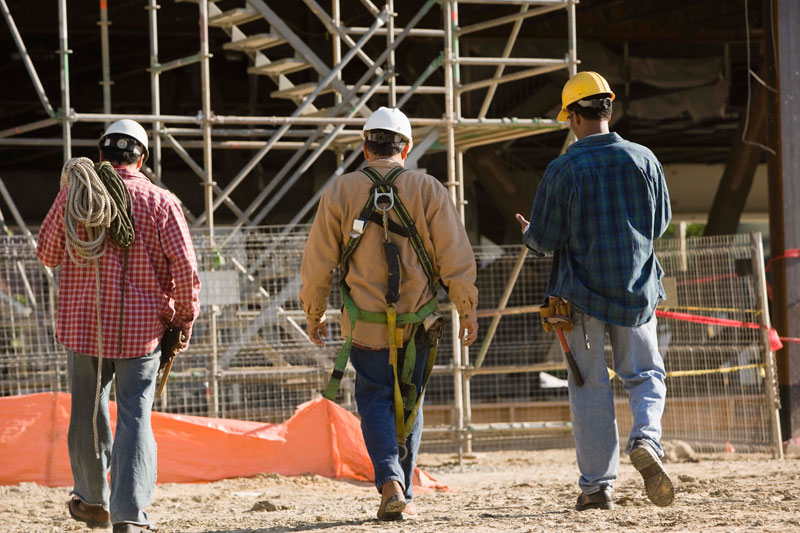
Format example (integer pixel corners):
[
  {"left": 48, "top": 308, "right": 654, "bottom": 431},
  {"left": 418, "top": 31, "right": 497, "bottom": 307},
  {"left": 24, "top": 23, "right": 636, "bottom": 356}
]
[{"left": 37, "top": 119, "right": 200, "bottom": 533}]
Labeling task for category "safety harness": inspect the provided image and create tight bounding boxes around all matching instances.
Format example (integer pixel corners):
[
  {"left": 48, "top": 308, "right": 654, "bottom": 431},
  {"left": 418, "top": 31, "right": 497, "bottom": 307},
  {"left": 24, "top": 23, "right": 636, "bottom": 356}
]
[{"left": 323, "top": 166, "right": 443, "bottom": 458}]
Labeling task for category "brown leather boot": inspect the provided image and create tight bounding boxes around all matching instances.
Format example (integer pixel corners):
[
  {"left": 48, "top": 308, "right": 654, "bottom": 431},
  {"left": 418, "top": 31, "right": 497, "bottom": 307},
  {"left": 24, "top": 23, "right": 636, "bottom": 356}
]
[
  {"left": 376, "top": 480, "right": 406, "bottom": 521},
  {"left": 68, "top": 498, "right": 111, "bottom": 528}
]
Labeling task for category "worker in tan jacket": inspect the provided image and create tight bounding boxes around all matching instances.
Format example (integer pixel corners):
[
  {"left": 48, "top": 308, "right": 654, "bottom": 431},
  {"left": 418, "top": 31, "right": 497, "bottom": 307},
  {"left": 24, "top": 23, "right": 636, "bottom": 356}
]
[{"left": 300, "top": 106, "right": 478, "bottom": 521}]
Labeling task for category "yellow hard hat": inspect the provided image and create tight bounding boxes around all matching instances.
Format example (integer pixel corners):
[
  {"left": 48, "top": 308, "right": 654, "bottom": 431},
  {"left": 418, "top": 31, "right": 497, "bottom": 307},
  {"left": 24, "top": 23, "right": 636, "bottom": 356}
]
[{"left": 557, "top": 71, "right": 615, "bottom": 122}]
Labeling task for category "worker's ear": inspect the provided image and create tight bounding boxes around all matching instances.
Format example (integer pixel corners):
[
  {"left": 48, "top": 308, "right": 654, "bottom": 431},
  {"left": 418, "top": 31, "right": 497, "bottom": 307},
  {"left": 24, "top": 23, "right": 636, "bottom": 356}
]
[
  {"left": 400, "top": 142, "right": 411, "bottom": 160},
  {"left": 136, "top": 154, "right": 144, "bottom": 170},
  {"left": 362, "top": 143, "right": 369, "bottom": 160}
]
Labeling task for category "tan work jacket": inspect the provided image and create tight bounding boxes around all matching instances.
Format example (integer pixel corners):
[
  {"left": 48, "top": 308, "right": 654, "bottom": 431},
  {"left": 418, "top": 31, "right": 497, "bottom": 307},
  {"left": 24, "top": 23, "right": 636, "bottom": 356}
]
[{"left": 299, "top": 158, "right": 478, "bottom": 350}]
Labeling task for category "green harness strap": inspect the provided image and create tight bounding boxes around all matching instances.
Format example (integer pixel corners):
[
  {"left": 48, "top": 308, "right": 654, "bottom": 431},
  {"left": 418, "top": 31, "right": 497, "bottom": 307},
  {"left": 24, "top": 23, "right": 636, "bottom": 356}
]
[{"left": 322, "top": 166, "right": 441, "bottom": 453}]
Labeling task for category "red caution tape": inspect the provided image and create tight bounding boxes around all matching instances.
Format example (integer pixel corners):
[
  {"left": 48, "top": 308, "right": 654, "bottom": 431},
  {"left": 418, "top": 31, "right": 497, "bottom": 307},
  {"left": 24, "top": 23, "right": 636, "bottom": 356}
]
[
  {"left": 655, "top": 310, "right": 785, "bottom": 351},
  {"left": 766, "top": 248, "right": 800, "bottom": 272}
]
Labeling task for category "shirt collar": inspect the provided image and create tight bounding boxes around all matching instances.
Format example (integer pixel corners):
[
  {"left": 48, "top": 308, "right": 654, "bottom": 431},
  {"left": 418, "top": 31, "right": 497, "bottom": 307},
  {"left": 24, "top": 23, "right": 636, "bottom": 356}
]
[
  {"left": 567, "top": 131, "right": 623, "bottom": 152},
  {"left": 365, "top": 158, "right": 403, "bottom": 169},
  {"left": 114, "top": 166, "right": 148, "bottom": 181}
]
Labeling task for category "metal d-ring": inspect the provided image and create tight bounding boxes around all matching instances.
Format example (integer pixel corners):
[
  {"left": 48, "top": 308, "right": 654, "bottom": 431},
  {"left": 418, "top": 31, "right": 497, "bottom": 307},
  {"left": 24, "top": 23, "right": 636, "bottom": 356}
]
[
  {"left": 398, "top": 442, "right": 408, "bottom": 461},
  {"left": 374, "top": 189, "right": 394, "bottom": 212}
]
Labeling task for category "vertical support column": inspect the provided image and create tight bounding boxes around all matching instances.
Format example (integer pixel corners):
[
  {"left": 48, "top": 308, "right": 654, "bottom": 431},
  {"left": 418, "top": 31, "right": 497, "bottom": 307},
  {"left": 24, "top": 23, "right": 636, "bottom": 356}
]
[
  {"left": 769, "top": 0, "right": 800, "bottom": 440},
  {"left": 57, "top": 0, "right": 71, "bottom": 161},
  {"left": 98, "top": 0, "right": 112, "bottom": 127},
  {"left": 443, "top": 0, "right": 464, "bottom": 461},
  {"left": 567, "top": 0, "right": 578, "bottom": 78},
  {"left": 679, "top": 220, "right": 688, "bottom": 272},
  {"left": 560, "top": 0, "right": 578, "bottom": 150},
  {"left": 333, "top": 1, "right": 344, "bottom": 168},
  {"left": 386, "top": 0, "right": 396, "bottom": 106},
  {"left": 198, "top": 0, "right": 219, "bottom": 418},
  {"left": 457, "top": 147, "right": 472, "bottom": 455},
  {"left": 147, "top": 0, "right": 162, "bottom": 182},
  {"left": 333, "top": 0, "right": 343, "bottom": 108},
  {"left": 751, "top": 232, "right": 784, "bottom": 458}
]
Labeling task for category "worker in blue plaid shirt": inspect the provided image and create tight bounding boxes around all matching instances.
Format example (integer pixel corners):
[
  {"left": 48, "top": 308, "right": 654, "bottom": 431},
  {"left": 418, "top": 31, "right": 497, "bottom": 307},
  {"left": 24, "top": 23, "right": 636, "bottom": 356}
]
[{"left": 516, "top": 72, "right": 674, "bottom": 511}]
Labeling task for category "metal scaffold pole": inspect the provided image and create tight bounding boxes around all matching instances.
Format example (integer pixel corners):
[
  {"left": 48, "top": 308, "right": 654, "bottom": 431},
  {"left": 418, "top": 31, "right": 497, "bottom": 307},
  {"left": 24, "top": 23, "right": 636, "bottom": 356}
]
[
  {"left": 386, "top": 0, "right": 396, "bottom": 106},
  {"left": 443, "top": 0, "right": 465, "bottom": 462},
  {"left": 98, "top": 0, "right": 112, "bottom": 127},
  {"left": 198, "top": 0, "right": 219, "bottom": 418},
  {"left": 57, "top": 0, "right": 71, "bottom": 161},
  {"left": 147, "top": 0, "right": 162, "bottom": 182}
]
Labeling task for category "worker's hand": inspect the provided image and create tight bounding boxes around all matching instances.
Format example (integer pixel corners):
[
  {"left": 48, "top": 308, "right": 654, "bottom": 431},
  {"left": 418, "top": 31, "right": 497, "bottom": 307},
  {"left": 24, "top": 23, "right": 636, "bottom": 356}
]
[
  {"left": 459, "top": 316, "right": 479, "bottom": 347},
  {"left": 515, "top": 213, "right": 530, "bottom": 235},
  {"left": 176, "top": 326, "right": 192, "bottom": 354},
  {"left": 307, "top": 319, "right": 328, "bottom": 347}
]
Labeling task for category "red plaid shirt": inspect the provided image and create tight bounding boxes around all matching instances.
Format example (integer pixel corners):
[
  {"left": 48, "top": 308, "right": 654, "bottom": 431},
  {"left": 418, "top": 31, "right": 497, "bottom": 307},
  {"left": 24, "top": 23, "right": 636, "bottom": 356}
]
[{"left": 37, "top": 167, "right": 200, "bottom": 359}]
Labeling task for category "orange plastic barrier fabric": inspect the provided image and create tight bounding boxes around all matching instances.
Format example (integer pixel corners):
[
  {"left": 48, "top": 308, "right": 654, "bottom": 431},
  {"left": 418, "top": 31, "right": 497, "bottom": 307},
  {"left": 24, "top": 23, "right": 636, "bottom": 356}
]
[{"left": 0, "top": 392, "right": 449, "bottom": 492}]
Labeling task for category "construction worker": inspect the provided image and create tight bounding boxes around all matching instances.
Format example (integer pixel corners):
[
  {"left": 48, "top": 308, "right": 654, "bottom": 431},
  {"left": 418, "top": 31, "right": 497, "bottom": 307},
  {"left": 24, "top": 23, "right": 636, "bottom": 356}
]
[
  {"left": 300, "top": 106, "right": 478, "bottom": 521},
  {"left": 37, "top": 119, "right": 200, "bottom": 533},
  {"left": 516, "top": 72, "right": 673, "bottom": 511}
]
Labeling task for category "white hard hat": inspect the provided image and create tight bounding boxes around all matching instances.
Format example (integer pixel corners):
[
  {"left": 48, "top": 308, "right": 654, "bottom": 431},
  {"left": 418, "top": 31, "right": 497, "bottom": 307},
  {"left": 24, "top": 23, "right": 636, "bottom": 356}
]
[
  {"left": 362, "top": 106, "right": 412, "bottom": 145},
  {"left": 99, "top": 119, "right": 149, "bottom": 162}
]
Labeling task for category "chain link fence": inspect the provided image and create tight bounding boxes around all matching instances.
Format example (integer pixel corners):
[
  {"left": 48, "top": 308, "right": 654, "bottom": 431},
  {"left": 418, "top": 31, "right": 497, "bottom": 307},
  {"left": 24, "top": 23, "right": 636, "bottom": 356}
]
[{"left": 0, "top": 230, "right": 780, "bottom": 455}]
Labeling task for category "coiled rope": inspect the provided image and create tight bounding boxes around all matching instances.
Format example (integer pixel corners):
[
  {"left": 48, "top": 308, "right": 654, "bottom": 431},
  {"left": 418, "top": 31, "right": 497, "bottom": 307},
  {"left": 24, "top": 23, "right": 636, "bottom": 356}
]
[{"left": 60, "top": 157, "right": 135, "bottom": 458}]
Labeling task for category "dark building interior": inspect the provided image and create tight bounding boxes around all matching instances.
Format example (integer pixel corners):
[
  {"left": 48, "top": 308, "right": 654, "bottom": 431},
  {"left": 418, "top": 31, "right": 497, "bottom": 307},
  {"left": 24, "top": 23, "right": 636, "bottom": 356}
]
[{"left": 1, "top": 0, "right": 772, "bottom": 244}]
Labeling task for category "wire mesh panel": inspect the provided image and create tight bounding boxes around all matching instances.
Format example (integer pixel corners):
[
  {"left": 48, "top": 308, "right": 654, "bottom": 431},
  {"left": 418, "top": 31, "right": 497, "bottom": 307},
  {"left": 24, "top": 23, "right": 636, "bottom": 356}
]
[
  {"left": 0, "top": 231, "right": 779, "bottom": 454},
  {"left": 640, "top": 234, "right": 777, "bottom": 453},
  {"left": 0, "top": 236, "right": 63, "bottom": 397}
]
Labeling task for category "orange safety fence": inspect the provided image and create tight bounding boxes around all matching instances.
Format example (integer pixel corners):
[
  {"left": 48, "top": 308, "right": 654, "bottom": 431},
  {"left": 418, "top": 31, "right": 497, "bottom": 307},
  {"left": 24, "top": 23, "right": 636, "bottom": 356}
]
[{"left": 0, "top": 392, "right": 450, "bottom": 492}]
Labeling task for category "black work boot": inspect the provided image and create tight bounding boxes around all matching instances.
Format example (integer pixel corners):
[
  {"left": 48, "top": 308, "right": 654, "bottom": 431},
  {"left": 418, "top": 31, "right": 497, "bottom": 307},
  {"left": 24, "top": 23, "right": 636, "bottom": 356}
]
[
  {"left": 630, "top": 438, "right": 675, "bottom": 507},
  {"left": 575, "top": 487, "right": 614, "bottom": 511}
]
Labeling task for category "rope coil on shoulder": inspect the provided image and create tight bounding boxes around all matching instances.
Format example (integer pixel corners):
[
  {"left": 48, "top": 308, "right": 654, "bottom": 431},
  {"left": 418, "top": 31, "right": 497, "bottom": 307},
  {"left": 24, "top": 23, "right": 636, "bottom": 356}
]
[{"left": 60, "top": 157, "right": 134, "bottom": 458}]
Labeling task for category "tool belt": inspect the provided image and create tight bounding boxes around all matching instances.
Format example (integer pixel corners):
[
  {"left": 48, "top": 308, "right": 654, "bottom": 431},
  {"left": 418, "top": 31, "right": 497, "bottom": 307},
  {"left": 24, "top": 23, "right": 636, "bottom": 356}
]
[{"left": 540, "top": 296, "right": 573, "bottom": 332}]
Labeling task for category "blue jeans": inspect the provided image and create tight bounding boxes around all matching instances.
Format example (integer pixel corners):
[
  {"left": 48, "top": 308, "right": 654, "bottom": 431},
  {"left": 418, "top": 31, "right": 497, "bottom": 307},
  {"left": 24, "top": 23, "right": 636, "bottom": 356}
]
[
  {"left": 67, "top": 349, "right": 160, "bottom": 527},
  {"left": 349, "top": 331, "right": 430, "bottom": 501},
  {"left": 563, "top": 310, "right": 666, "bottom": 495}
]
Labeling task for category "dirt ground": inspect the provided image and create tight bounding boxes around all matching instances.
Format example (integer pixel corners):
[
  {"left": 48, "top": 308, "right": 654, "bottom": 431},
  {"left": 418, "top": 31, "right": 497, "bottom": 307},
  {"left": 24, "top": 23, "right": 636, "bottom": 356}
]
[{"left": 2, "top": 445, "right": 799, "bottom": 533}]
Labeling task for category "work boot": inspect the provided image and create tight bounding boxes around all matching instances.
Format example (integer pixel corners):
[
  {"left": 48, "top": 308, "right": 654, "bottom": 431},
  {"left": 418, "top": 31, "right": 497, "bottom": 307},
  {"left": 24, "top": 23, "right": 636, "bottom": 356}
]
[
  {"left": 630, "top": 438, "right": 674, "bottom": 507},
  {"left": 575, "top": 487, "right": 614, "bottom": 511},
  {"left": 68, "top": 498, "right": 111, "bottom": 528},
  {"left": 377, "top": 480, "right": 406, "bottom": 521}
]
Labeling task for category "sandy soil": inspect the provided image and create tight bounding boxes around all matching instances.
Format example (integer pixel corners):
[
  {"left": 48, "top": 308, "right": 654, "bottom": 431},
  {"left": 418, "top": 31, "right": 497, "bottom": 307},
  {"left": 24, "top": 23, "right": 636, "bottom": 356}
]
[{"left": 2, "top": 446, "right": 799, "bottom": 533}]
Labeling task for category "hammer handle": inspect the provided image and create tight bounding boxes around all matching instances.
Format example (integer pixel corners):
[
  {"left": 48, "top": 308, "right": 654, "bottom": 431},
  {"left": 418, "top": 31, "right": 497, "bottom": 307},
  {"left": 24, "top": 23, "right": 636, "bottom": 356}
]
[
  {"left": 155, "top": 357, "right": 175, "bottom": 398},
  {"left": 556, "top": 329, "right": 584, "bottom": 387}
]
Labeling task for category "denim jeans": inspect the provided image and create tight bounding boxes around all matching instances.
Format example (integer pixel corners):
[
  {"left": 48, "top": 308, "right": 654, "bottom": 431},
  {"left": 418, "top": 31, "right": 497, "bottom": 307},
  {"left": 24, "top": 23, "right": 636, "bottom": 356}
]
[
  {"left": 563, "top": 310, "right": 666, "bottom": 495},
  {"left": 349, "top": 331, "right": 430, "bottom": 502},
  {"left": 67, "top": 348, "right": 160, "bottom": 527}
]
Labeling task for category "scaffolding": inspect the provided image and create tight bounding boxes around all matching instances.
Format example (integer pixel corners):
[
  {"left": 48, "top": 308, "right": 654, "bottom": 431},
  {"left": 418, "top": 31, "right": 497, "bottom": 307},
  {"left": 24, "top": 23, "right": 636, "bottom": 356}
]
[{"left": 1, "top": 0, "right": 580, "bottom": 455}]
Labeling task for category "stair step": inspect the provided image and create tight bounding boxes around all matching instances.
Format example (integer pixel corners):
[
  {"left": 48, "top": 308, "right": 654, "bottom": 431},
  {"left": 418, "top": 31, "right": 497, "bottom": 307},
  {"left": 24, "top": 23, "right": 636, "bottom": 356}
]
[
  {"left": 209, "top": 7, "right": 260, "bottom": 28},
  {"left": 299, "top": 106, "right": 336, "bottom": 117},
  {"left": 270, "top": 82, "right": 334, "bottom": 100},
  {"left": 248, "top": 57, "right": 311, "bottom": 76},
  {"left": 223, "top": 33, "right": 287, "bottom": 52}
]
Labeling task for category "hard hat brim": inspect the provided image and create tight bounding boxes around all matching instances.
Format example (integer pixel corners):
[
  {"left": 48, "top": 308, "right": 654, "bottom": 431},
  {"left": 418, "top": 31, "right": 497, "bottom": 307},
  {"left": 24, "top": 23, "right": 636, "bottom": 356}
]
[{"left": 557, "top": 108, "right": 569, "bottom": 122}]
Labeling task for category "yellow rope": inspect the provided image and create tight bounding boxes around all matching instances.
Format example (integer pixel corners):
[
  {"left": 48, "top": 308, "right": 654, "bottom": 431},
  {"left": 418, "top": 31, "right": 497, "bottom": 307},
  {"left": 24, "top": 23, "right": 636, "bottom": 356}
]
[{"left": 607, "top": 363, "right": 764, "bottom": 381}]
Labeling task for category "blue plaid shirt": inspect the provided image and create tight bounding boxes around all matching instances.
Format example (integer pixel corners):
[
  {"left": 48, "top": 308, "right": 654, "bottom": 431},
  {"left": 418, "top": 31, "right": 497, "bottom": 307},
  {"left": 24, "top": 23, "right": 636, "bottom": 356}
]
[{"left": 523, "top": 132, "right": 671, "bottom": 327}]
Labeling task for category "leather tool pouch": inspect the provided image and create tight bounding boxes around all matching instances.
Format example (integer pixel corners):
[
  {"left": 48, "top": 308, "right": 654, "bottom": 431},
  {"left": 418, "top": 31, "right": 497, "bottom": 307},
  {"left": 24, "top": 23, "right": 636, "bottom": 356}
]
[
  {"left": 539, "top": 296, "right": 574, "bottom": 333},
  {"left": 423, "top": 311, "right": 446, "bottom": 345},
  {"left": 160, "top": 327, "right": 182, "bottom": 369}
]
